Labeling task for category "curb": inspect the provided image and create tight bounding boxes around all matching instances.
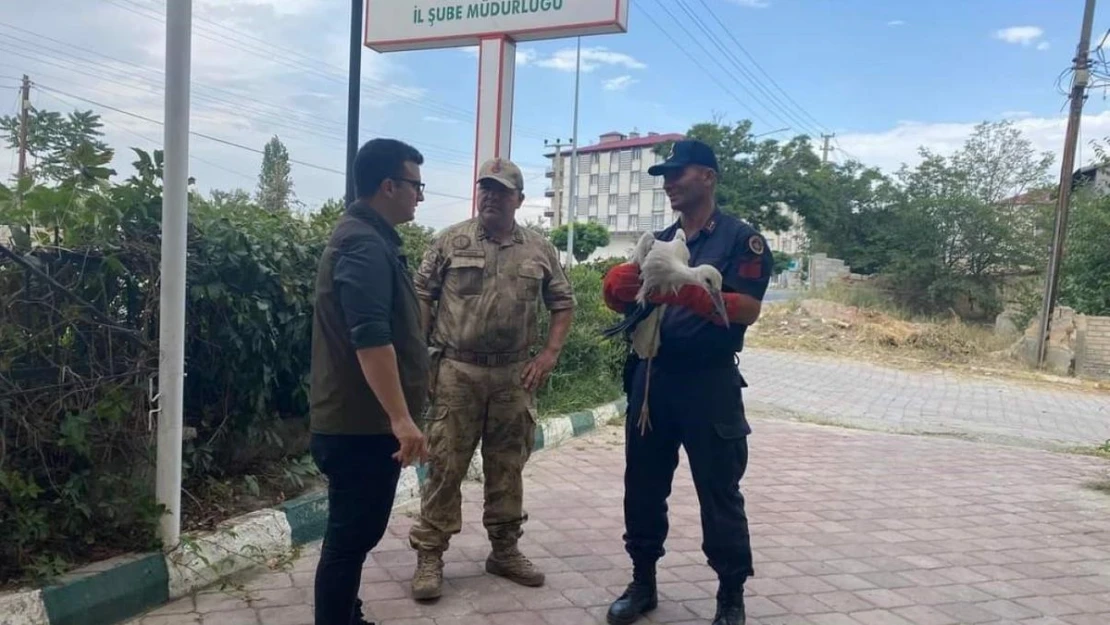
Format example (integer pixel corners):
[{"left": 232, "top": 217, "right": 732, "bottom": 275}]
[{"left": 0, "top": 397, "right": 627, "bottom": 625}]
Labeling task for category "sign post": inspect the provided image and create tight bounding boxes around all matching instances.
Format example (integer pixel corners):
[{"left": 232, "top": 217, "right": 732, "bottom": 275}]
[{"left": 364, "top": 0, "right": 630, "bottom": 216}]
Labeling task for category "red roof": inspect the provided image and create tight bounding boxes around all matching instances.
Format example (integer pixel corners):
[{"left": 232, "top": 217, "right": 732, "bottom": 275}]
[{"left": 544, "top": 133, "right": 685, "bottom": 158}]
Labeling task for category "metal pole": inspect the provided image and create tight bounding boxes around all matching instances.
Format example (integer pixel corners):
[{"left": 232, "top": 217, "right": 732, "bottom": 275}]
[
  {"left": 565, "top": 36, "right": 581, "bottom": 268},
  {"left": 1035, "top": 0, "right": 1096, "bottom": 367},
  {"left": 345, "top": 0, "right": 363, "bottom": 205},
  {"left": 157, "top": 0, "right": 192, "bottom": 550}
]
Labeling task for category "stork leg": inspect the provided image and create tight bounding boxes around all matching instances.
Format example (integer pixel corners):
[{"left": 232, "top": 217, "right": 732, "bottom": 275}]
[{"left": 637, "top": 356, "right": 653, "bottom": 436}]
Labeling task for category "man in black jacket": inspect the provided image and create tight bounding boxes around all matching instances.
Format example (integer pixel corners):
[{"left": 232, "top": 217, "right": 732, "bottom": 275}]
[{"left": 309, "top": 138, "right": 431, "bottom": 625}]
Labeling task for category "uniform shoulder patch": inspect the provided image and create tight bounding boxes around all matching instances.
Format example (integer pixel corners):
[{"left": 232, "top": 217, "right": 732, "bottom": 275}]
[
  {"left": 748, "top": 234, "right": 765, "bottom": 255},
  {"left": 451, "top": 234, "right": 471, "bottom": 249}
]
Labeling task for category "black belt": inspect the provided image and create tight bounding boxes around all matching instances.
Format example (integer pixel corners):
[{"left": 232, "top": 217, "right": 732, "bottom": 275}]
[{"left": 442, "top": 347, "right": 531, "bottom": 367}]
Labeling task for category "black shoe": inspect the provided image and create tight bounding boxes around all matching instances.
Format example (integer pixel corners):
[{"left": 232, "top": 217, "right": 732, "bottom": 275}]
[
  {"left": 712, "top": 587, "right": 746, "bottom": 625},
  {"left": 606, "top": 565, "right": 658, "bottom": 625}
]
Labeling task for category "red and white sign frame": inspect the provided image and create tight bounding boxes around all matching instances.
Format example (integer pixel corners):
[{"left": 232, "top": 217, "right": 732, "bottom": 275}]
[{"left": 364, "top": 0, "right": 630, "bottom": 216}]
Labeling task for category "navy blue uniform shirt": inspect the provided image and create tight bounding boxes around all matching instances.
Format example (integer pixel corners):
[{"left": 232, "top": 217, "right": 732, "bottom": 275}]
[{"left": 654, "top": 209, "right": 774, "bottom": 360}]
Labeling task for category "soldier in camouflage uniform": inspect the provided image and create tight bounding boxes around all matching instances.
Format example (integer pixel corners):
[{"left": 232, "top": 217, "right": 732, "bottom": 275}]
[{"left": 408, "top": 157, "right": 576, "bottom": 601}]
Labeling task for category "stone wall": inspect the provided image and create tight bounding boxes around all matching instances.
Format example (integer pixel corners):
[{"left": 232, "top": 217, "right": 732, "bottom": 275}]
[
  {"left": 1011, "top": 306, "right": 1110, "bottom": 380},
  {"left": 809, "top": 253, "right": 851, "bottom": 289},
  {"left": 1077, "top": 316, "right": 1110, "bottom": 380}
]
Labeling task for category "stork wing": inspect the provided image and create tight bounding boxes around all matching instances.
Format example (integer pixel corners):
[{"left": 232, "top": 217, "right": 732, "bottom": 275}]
[
  {"left": 600, "top": 300, "right": 658, "bottom": 339},
  {"left": 630, "top": 231, "right": 656, "bottom": 266}
]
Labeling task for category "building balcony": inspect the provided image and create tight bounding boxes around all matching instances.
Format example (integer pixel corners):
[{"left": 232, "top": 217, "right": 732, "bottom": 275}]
[
  {"left": 545, "top": 167, "right": 555, "bottom": 178},
  {"left": 544, "top": 187, "right": 555, "bottom": 198}
]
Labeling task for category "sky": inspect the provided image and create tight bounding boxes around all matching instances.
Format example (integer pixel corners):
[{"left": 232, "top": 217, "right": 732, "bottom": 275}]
[{"left": 3, "top": 0, "right": 1110, "bottom": 232}]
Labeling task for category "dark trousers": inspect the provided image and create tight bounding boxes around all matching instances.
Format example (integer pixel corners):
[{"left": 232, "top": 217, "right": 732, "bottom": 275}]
[
  {"left": 622, "top": 358, "right": 754, "bottom": 584},
  {"left": 311, "top": 433, "right": 401, "bottom": 625}
]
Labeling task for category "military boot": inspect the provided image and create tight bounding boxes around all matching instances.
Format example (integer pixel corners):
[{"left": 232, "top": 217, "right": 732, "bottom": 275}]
[
  {"left": 712, "top": 580, "right": 746, "bottom": 625},
  {"left": 606, "top": 563, "right": 657, "bottom": 625},
  {"left": 410, "top": 550, "right": 444, "bottom": 601},
  {"left": 485, "top": 543, "right": 545, "bottom": 587}
]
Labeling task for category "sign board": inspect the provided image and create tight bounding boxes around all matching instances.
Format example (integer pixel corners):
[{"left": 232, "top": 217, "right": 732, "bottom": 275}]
[{"left": 365, "top": 0, "right": 629, "bottom": 52}]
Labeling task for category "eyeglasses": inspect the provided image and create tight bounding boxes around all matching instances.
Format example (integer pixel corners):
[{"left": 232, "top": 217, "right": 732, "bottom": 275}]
[{"left": 393, "top": 177, "right": 425, "bottom": 194}]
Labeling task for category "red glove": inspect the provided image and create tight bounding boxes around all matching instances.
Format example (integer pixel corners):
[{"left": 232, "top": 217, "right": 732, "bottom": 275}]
[
  {"left": 602, "top": 263, "right": 642, "bottom": 313},
  {"left": 650, "top": 285, "right": 745, "bottom": 326}
]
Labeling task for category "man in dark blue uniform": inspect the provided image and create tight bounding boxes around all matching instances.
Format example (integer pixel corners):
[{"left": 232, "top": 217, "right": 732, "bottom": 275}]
[{"left": 600, "top": 139, "right": 773, "bottom": 625}]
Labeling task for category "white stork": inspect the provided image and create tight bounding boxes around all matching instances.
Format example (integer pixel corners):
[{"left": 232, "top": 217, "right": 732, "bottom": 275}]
[{"left": 603, "top": 230, "right": 729, "bottom": 434}]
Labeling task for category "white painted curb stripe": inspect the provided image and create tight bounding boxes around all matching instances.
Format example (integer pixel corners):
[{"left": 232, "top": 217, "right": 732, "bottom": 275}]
[
  {"left": 165, "top": 509, "right": 293, "bottom": 600},
  {"left": 0, "top": 589, "right": 49, "bottom": 625}
]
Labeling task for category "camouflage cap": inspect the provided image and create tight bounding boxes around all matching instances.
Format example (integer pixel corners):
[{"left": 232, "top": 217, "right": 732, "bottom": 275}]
[{"left": 477, "top": 157, "right": 524, "bottom": 191}]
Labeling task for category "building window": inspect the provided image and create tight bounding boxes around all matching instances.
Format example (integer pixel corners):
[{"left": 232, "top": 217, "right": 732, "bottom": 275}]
[
  {"left": 609, "top": 173, "right": 619, "bottom": 190},
  {"left": 589, "top": 196, "right": 598, "bottom": 212},
  {"left": 632, "top": 147, "right": 642, "bottom": 160},
  {"left": 652, "top": 214, "right": 665, "bottom": 230},
  {"left": 610, "top": 151, "right": 620, "bottom": 170},
  {"left": 653, "top": 190, "right": 666, "bottom": 210},
  {"left": 631, "top": 171, "right": 640, "bottom": 189},
  {"left": 629, "top": 192, "right": 639, "bottom": 212},
  {"left": 607, "top": 214, "right": 617, "bottom": 229},
  {"left": 590, "top": 153, "right": 599, "bottom": 165},
  {"left": 608, "top": 195, "right": 619, "bottom": 211},
  {"left": 597, "top": 174, "right": 609, "bottom": 194}
]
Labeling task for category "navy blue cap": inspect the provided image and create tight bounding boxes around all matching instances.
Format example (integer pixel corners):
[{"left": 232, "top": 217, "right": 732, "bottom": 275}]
[{"left": 647, "top": 139, "right": 719, "bottom": 176}]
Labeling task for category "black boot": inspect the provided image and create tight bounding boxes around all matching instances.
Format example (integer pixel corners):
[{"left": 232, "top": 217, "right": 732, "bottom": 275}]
[
  {"left": 606, "top": 563, "right": 657, "bottom": 625},
  {"left": 712, "top": 581, "right": 746, "bottom": 625}
]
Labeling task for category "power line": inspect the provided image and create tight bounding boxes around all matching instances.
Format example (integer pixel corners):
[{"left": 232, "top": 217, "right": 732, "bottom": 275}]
[
  {"left": 637, "top": 3, "right": 774, "bottom": 128},
  {"left": 691, "top": 0, "right": 831, "bottom": 135},
  {"left": 32, "top": 83, "right": 474, "bottom": 202},
  {"left": 0, "top": 32, "right": 494, "bottom": 168},
  {"left": 672, "top": 0, "right": 822, "bottom": 137}
]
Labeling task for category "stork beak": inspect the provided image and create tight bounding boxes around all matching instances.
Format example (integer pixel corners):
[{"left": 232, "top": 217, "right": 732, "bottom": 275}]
[{"left": 708, "top": 287, "right": 729, "bottom": 328}]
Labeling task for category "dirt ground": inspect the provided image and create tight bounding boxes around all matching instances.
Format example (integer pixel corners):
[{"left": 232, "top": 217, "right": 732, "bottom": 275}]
[{"left": 747, "top": 298, "right": 1110, "bottom": 393}]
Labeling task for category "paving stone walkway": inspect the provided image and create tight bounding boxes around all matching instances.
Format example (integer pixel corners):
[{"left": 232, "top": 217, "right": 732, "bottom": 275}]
[
  {"left": 739, "top": 348, "right": 1110, "bottom": 448},
  {"left": 130, "top": 417, "right": 1110, "bottom": 625}
]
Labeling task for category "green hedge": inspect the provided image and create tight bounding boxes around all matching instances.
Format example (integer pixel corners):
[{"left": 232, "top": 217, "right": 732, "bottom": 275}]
[{"left": 0, "top": 151, "right": 626, "bottom": 585}]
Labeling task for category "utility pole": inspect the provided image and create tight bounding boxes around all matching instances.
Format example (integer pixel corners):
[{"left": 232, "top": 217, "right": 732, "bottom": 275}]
[
  {"left": 344, "top": 0, "right": 363, "bottom": 206},
  {"left": 565, "top": 37, "right": 582, "bottom": 269},
  {"left": 17, "top": 74, "right": 30, "bottom": 180},
  {"left": 157, "top": 0, "right": 192, "bottom": 551},
  {"left": 820, "top": 133, "right": 835, "bottom": 164},
  {"left": 1035, "top": 0, "right": 1097, "bottom": 368},
  {"left": 544, "top": 139, "right": 570, "bottom": 228}
]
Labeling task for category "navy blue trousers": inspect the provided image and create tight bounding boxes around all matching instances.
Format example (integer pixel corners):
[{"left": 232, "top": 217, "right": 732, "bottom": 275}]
[{"left": 621, "top": 357, "right": 754, "bottom": 585}]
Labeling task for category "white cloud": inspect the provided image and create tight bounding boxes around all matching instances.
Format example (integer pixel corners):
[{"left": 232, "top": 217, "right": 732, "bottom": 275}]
[
  {"left": 603, "top": 75, "right": 637, "bottom": 91},
  {"left": 423, "top": 115, "right": 459, "bottom": 124},
  {"left": 832, "top": 111, "right": 1110, "bottom": 175},
  {"left": 727, "top": 0, "right": 770, "bottom": 8},
  {"left": 887, "top": 20, "right": 905, "bottom": 27},
  {"left": 197, "top": 0, "right": 325, "bottom": 17},
  {"left": 1037, "top": 41, "right": 1051, "bottom": 51},
  {"left": 460, "top": 46, "right": 539, "bottom": 66},
  {"left": 534, "top": 46, "right": 647, "bottom": 73},
  {"left": 994, "top": 26, "right": 1046, "bottom": 46}
]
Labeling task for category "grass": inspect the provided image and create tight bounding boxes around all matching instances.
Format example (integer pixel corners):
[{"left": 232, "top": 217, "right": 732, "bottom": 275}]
[{"left": 536, "top": 375, "right": 623, "bottom": 418}]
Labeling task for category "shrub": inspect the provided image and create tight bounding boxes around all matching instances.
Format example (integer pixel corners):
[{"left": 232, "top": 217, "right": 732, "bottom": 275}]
[{"left": 0, "top": 153, "right": 626, "bottom": 584}]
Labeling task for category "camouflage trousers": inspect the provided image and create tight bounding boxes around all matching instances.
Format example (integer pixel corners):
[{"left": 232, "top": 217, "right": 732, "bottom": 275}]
[{"left": 409, "top": 357, "right": 538, "bottom": 553}]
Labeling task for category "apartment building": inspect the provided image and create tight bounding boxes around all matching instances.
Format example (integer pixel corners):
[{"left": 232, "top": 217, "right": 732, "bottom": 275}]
[{"left": 544, "top": 130, "right": 685, "bottom": 260}]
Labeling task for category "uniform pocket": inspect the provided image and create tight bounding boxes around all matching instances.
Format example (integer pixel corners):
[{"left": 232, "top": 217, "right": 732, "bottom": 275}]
[
  {"left": 516, "top": 262, "right": 543, "bottom": 300},
  {"left": 448, "top": 255, "right": 485, "bottom": 296}
]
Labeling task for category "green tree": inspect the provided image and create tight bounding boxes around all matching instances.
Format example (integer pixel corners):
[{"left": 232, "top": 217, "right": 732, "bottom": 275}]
[
  {"left": 771, "top": 250, "right": 794, "bottom": 276},
  {"left": 549, "top": 221, "right": 611, "bottom": 262},
  {"left": 256, "top": 135, "right": 295, "bottom": 212},
  {"left": 1059, "top": 188, "right": 1110, "bottom": 316},
  {"left": 0, "top": 108, "right": 114, "bottom": 187},
  {"left": 654, "top": 119, "right": 826, "bottom": 233}
]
